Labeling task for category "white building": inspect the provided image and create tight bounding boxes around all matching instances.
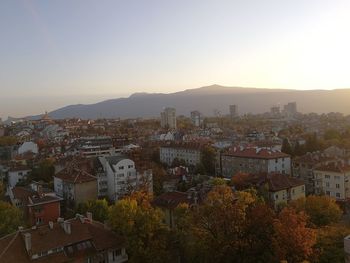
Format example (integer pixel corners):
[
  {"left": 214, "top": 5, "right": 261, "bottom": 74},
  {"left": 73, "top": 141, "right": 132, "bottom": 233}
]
[
  {"left": 314, "top": 163, "right": 350, "bottom": 200},
  {"left": 97, "top": 156, "right": 153, "bottom": 201},
  {"left": 160, "top": 145, "right": 202, "bottom": 166},
  {"left": 190, "top": 111, "right": 202, "bottom": 127},
  {"left": 229, "top": 105, "right": 238, "bottom": 119},
  {"left": 160, "top": 107, "right": 177, "bottom": 129},
  {"left": 8, "top": 166, "right": 31, "bottom": 187},
  {"left": 18, "top": 141, "right": 39, "bottom": 155}
]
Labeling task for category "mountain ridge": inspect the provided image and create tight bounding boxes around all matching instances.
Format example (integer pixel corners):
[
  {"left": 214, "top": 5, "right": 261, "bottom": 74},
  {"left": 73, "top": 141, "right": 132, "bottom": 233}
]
[{"left": 27, "top": 85, "right": 350, "bottom": 120}]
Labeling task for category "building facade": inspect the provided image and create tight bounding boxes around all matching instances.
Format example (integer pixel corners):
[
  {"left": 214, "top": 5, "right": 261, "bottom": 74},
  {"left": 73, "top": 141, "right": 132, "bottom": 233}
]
[
  {"left": 160, "top": 107, "right": 177, "bottom": 129},
  {"left": 220, "top": 147, "right": 291, "bottom": 178},
  {"left": 160, "top": 144, "right": 202, "bottom": 166}
]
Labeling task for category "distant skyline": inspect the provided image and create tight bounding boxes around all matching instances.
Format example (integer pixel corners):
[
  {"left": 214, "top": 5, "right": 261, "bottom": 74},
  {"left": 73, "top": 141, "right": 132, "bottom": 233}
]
[{"left": 1, "top": 0, "right": 350, "bottom": 118}]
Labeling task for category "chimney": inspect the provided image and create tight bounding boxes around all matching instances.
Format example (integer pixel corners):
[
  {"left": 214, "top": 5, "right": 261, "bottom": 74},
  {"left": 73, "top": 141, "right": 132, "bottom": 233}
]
[
  {"left": 49, "top": 221, "right": 54, "bottom": 229},
  {"left": 63, "top": 221, "right": 71, "bottom": 234},
  {"left": 86, "top": 212, "right": 92, "bottom": 222},
  {"left": 24, "top": 233, "right": 31, "bottom": 252}
]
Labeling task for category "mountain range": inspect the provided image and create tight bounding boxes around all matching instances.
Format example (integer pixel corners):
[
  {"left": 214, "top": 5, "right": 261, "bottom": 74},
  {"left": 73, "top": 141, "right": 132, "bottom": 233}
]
[{"left": 32, "top": 85, "right": 350, "bottom": 119}]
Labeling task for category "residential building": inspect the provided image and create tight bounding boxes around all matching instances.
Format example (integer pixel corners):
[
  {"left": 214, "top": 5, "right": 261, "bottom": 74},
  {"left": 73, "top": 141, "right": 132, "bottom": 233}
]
[
  {"left": 160, "top": 143, "right": 202, "bottom": 166},
  {"left": 220, "top": 146, "right": 291, "bottom": 178},
  {"left": 292, "top": 152, "right": 335, "bottom": 194},
  {"left": 8, "top": 186, "right": 62, "bottom": 226},
  {"left": 233, "top": 172, "right": 305, "bottom": 209},
  {"left": 97, "top": 155, "right": 153, "bottom": 201},
  {"left": 190, "top": 111, "right": 202, "bottom": 127},
  {"left": 314, "top": 163, "right": 350, "bottom": 200},
  {"left": 0, "top": 214, "right": 128, "bottom": 263},
  {"left": 18, "top": 142, "right": 39, "bottom": 155},
  {"left": 229, "top": 105, "right": 238, "bottom": 120},
  {"left": 283, "top": 102, "right": 297, "bottom": 117},
  {"left": 8, "top": 166, "right": 31, "bottom": 187},
  {"left": 67, "top": 136, "right": 118, "bottom": 158},
  {"left": 160, "top": 107, "right": 177, "bottom": 129},
  {"left": 54, "top": 165, "right": 97, "bottom": 206}
]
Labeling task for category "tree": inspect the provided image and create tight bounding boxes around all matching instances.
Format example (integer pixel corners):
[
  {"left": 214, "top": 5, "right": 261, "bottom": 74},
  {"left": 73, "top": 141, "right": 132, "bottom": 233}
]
[
  {"left": 273, "top": 207, "right": 316, "bottom": 263},
  {"left": 151, "top": 164, "right": 167, "bottom": 196},
  {"left": 289, "top": 195, "right": 342, "bottom": 227},
  {"left": 294, "top": 140, "right": 306, "bottom": 156},
  {"left": 324, "top": 129, "right": 341, "bottom": 141},
  {"left": 109, "top": 192, "right": 174, "bottom": 263},
  {"left": 76, "top": 199, "right": 109, "bottom": 222},
  {"left": 314, "top": 225, "right": 350, "bottom": 263},
  {"left": 281, "top": 138, "right": 293, "bottom": 155},
  {"left": 30, "top": 159, "right": 55, "bottom": 182},
  {"left": 0, "top": 201, "right": 23, "bottom": 237},
  {"left": 200, "top": 146, "right": 216, "bottom": 175}
]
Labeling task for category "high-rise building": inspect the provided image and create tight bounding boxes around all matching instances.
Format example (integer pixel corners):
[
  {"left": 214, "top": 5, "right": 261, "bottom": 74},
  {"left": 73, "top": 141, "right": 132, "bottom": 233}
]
[
  {"left": 270, "top": 106, "right": 280, "bottom": 117},
  {"left": 283, "top": 102, "right": 297, "bottom": 116},
  {"left": 190, "top": 111, "right": 202, "bottom": 127},
  {"left": 229, "top": 105, "right": 238, "bottom": 120},
  {"left": 160, "top": 107, "right": 177, "bottom": 129}
]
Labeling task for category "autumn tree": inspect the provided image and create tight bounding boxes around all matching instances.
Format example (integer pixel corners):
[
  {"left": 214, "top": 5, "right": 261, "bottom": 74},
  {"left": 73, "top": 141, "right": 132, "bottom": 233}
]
[
  {"left": 0, "top": 201, "right": 23, "bottom": 237},
  {"left": 30, "top": 158, "right": 55, "bottom": 182},
  {"left": 289, "top": 195, "right": 342, "bottom": 227},
  {"left": 273, "top": 207, "right": 317, "bottom": 263},
  {"left": 109, "top": 191, "right": 175, "bottom": 263}
]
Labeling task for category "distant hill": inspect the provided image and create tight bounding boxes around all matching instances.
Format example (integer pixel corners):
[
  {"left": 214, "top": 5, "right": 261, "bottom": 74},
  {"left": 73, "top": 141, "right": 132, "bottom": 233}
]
[{"left": 34, "top": 85, "right": 350, "bottom": 119}]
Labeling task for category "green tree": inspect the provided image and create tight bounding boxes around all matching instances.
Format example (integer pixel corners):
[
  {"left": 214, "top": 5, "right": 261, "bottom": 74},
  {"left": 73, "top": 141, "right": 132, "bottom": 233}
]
[
  {"left": 289, "top": 195, "right": 342, "bottom": 227},
  {"left": 314, "top": 225, "right": 350, "bottom": 263},
  {"left": 281, "top": 138, "right": 293, "bottom": 155},
  {"left": 30, "top": 159, "right": 55, "bottom": 182},
  {"left": 0, "top": 201, "right": 23, "bottom": 237},
  {"left": 76, "top": 199, "right": 109, "bottom": 222},
  {"left": 200, "top": 146, "right": 216, "bottom": 175}
]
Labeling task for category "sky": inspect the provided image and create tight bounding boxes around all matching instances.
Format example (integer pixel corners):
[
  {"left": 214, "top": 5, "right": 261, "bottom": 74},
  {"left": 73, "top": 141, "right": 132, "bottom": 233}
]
[{"left": 1, "top": 0, "right": 350, "bottom": 119}]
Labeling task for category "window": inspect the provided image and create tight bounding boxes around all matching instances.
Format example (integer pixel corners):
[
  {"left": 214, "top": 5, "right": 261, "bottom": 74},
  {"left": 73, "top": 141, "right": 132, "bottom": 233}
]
[
  {"left": 128, "top": 165, "right": 133, "bottom": 168},
  {"left": 275, "top": 159, "right": 278, "bottom": 163},
  {"left": 336, "top": 184, "right": 340, "bottom": 189},
  {"left": 325, "top": 175, "right": 330, "bottom": 179},
  {"left": 336, "top": 193, "right": 341, "bottom": 198},
  {"left": 118, "top": 166, "right": 124, "bottom": 170},
  {"left": 326, "top": 191, "right": 331, "bottom": 196},
  {"left": 326, "top": 182, "right": 330, "bottom": 187}
]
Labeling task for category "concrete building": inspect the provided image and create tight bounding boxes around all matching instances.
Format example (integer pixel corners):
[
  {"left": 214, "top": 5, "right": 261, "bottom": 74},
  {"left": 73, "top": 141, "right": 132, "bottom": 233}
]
[
  {"left": 190, "top": 111, "right": 202, "bottom": 127},
  {"left": 67, "top": 136, "right": 118, "bottom": 158},
  {"left": 54, "top": 166, "right": 97, "bottom": 207},
  {"left": 97, "top": 155, "right": 153, "bottom": 201},
  {"left": 0, "top": 214, "right": 128, "bottom": 263},
  {"left": 283, "top": 102, "right": 297, "bottom": 117},
  {"left": 8, "top": 166, "right": 31, "bottom": 187},
  {"left": 220, "top": 146, "right": 291, "bottom": 178},
  {"left": 229, "top": 105, "right": 238, "bottom": 120},
  {"left": 314, "top": 163, "right": 350, "bottom": 200},
  {"left": 160, "top": 143, "right": 202, "bottom": 166},
  {"left": 292, "top": 153, "right": 335, "bottom": 195},
  {"left": 160, "top": 107, "right": 177, "bottom": 129}
]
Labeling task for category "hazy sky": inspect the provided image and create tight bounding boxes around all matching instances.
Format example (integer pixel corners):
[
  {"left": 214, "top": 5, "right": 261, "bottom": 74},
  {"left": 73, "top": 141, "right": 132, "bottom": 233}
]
[{"left": 1, "top": 0, "right": 350, "bottom": 119}]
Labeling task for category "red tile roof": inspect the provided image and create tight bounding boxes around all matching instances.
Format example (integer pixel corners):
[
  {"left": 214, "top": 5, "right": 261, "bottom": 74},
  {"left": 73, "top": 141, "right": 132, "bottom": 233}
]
[
  {"left": 226, "top": 146, "right": 289, "bottom": 159},
  {"left": 0, "top": 216, "right": 125, "bottom": 263}
]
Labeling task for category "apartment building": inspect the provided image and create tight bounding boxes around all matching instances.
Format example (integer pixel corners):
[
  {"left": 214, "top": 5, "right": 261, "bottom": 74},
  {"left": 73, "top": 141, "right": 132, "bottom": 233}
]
[
  {"left": 97, "top": 155, "right": 153, "bottom": 201},
  {"left": 220, "top": 146, "right": 291, "bottom": 178},
  {"left": 314, "top": 163, "right": 350, "bottom": 200},
  {"left": 160, "top": 143, "right": 202, "bottom": 166},
  {"left": 160, "top": 107, "right": 177, "bottom": 129}
]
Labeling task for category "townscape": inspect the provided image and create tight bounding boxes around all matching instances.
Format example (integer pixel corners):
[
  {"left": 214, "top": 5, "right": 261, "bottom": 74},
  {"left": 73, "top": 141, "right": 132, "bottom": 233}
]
[{"left": 1, "top": 103, "right": 350, "bottom": 262}]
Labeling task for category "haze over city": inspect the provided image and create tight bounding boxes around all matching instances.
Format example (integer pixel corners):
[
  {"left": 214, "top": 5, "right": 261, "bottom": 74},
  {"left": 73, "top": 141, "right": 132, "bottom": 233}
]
[{"left": 1, "top": 0, "right": 350, "bottom": 118}]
